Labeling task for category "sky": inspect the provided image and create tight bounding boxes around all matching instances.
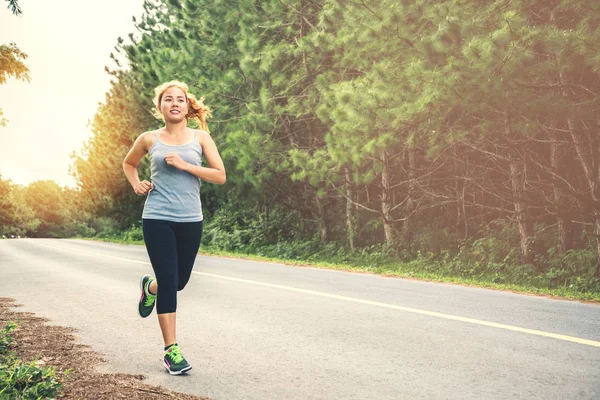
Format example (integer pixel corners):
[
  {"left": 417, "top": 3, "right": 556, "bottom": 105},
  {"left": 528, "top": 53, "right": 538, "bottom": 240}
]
[{"left": 0, "top": 0, "right": 145, "bottom": 187}]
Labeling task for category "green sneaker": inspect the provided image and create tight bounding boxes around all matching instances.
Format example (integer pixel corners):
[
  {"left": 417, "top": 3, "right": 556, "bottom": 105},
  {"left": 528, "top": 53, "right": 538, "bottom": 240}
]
[
  {"left": 163, "top": 344, "right": 192, "bottom": 375},
  {"left": 138, "top": 274, "right": 156, "bottom": 318}
]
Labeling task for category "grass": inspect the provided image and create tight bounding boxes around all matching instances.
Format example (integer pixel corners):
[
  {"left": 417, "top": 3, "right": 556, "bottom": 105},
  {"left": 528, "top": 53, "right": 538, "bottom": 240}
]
[{"left": 76, "top": 236, "right": 600, "bottom": 303}]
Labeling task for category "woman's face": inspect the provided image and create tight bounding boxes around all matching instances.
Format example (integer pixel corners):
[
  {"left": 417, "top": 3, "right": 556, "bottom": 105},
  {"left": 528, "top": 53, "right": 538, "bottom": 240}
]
[{"left": 160, "top": 86, "right": 188, "bottom": 123}]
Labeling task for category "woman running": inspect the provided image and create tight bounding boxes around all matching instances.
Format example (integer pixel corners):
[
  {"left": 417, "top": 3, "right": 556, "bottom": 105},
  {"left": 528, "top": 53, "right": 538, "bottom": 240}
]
[{"left": 122, "top": 80, "right": 226, "bottom": 375}]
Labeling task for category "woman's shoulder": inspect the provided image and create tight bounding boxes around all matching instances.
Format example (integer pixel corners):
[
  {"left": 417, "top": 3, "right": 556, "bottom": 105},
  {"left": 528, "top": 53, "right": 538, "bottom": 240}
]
[
  {"left": 194, "top": 129, "right": 210, "bottom": 144},
  {"left": 138, "top": 130, "right": 159, "bottom": 147}
]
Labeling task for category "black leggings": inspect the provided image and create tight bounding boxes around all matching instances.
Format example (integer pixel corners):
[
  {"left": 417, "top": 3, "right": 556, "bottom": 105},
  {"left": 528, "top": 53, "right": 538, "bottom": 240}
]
[{"left": 142, "top": 219, "right": 203, "bottom": 314}]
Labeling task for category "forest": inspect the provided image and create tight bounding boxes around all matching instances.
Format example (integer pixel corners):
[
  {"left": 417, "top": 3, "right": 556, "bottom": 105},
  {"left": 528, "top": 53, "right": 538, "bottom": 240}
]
[{"left": 2, "top": 0, "right": 600, "bottom": 295}]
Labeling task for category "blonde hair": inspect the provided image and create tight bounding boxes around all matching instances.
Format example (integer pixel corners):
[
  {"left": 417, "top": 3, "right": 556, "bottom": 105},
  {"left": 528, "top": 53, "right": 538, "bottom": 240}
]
[{"left": 152, "top": 80, "right": 212, "bottom": 132}]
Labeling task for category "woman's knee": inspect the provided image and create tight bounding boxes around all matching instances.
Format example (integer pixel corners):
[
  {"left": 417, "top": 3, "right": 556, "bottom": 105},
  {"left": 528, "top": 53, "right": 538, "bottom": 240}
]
[{"left": 177, "top": 278, "right": 190, "bottom": 291}]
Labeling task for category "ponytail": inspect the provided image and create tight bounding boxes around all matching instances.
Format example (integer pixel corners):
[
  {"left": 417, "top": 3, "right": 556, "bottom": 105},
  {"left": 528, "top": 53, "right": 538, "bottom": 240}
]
[{"left": 186, "top": 94, "right": 212, "bottom": 133}]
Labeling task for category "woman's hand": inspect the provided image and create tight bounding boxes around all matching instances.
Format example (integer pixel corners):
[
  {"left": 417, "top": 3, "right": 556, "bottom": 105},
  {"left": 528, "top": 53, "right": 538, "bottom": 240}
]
[
  {"left": 164, "top": 152, "right": 189, "bottom": 170},
  {"left": 134, "top": 180, "right": 154, "bottom": 196}
]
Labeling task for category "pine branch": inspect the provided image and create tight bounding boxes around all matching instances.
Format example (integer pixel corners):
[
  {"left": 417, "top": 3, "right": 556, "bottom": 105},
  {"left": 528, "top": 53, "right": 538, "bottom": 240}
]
[
  {"left": 359, "top": 0, "right": 377, "bottom": 16},
  {"left": 389, "top": 160, "right": 447, "bottom": 190},
  {"left": 463, "top": 200, "right": 513, "bottom": 214},
  {"left": 6, "top": 0, "right": 22, "bottom": 16},
  {"left": 326, "top": 177, "right": 379, "bottom": 213},
  {"left": 388, "top": 199, "right": 457, "bottom": 223},
  {"left": 462, "top": 142, "right": 511, "bottom": 162},
  {"left": 467, "top": 178, "right": 514, "bottom": 206}
]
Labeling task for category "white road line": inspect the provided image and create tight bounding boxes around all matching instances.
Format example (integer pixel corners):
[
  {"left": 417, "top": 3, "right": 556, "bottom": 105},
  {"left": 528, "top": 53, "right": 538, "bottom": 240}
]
[{"left": 40, "top": 240, "right": 600, "bottom": 348}]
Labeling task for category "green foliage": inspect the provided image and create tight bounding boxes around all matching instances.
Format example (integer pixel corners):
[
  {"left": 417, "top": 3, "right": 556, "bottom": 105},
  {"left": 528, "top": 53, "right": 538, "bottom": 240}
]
[
  {"left": 125, "top": 225, "right": 144, "bottom": 242},
  {"left": 0, "top": 176, "right": 39, "bottom": 238},
  {"left": 202, "top": 236, "right": 599, "bottom": 296},
  {"left": 4, "top": 0, "right": 22, "bottom": 16},
  {"left": 26, "top": 0, "right": 600, "bottom": 286},
  {"left": 68, "top": 221, "right": 96, "bottom": 238},
  {"left": 22, "top": 181, "right": 72, "bottom": 238},
  {"left": 545, "top": 249, "right": 600, "bottom": 291},
  {"left": 0, "top": 322, "right": 16, "bottom": 353},
  {"left": 0, "top": 322, "right": 63, "bottom": 399},
  {"left": 203, "top": 198, "right": 301, "bottom": 250},
  {"left": 0, "top": 180, "right": 100, "bottom": 239},
  {"left": 91, "top": 216, "right": 119, "bottom": 238},
  {"left": 0, "top": 39, "right": 30, "bottom": 125},
  {"left": 0, "top": 357, "right": 63, "bottom": 399},
  {"left": 456, "top": 220, "right": 520, "bottom": 266},
  {"left": 94, "top": 224, "right": 144, "bottom": 244}
]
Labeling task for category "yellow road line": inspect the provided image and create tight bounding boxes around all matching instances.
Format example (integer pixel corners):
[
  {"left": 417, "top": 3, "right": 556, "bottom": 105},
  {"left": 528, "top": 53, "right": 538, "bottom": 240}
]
[{"left": 42, "top": 240, "right": 600, "bottom": 348}]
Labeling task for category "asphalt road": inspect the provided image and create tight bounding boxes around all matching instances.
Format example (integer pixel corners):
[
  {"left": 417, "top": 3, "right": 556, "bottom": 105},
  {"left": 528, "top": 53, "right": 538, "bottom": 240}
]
[{"left": 0, "top": 239, "right": 598, "bottom": 399}]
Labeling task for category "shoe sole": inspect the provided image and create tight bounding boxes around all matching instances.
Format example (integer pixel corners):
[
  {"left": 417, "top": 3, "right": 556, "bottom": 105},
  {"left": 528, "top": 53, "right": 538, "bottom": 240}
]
[
  {"left": 138, "top": 274, "right": 152, "bottom": 318},
  {"left": 163, "top": 360, "right": 192, "bottom": 375}
]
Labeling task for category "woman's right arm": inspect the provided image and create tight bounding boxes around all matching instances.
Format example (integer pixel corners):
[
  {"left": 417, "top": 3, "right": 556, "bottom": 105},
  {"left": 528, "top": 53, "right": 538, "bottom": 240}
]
[{"left": 122, "top": 132, "right": 154, "bottom": 196}]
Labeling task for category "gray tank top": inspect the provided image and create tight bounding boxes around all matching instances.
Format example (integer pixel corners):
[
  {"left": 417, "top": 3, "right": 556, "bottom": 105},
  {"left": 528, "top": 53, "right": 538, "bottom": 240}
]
[{"left": 142, "top": 131, "right": 204, "bottom": 222}]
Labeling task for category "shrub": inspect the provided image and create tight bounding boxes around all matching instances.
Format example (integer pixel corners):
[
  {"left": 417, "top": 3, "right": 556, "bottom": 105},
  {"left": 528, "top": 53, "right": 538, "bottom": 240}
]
[
  {"left": 124, "top": 225, "right": 143, "bottom": 242},
  {"left": 203, "top": 199, "right": 301, "bottom": 251},
  {"left": 545, "top": 248, "right": 600, "bottom": 291},
  {"left": 92, "top": 216, "right": 119, "bottom": 238}
]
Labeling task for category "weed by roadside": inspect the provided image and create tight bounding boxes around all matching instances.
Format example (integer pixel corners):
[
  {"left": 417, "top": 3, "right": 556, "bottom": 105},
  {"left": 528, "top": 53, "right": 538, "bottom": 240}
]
[{"left": 0, "top": 321, "right": 63, "bottom": 399}]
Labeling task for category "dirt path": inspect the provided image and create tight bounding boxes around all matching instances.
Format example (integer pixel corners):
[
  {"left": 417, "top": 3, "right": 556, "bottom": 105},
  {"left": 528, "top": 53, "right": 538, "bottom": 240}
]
[{"left": 0, "top": 298, "right": 210, "bottom": 399}]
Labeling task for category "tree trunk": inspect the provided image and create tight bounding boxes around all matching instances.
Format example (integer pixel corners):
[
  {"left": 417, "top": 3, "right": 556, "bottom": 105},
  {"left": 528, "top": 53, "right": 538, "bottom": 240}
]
[
  {"left": 461, "top": 180, "right": 468, "bottom": 239},
  {"left": 550, "top": 134, "right": 573, "bottom": 254},
  {"left": 454, "top": 148, "right": 468, "bottom": 239},
  {"left": 454, "top": 172, "right": 462, "bottom": 237},
  {"left": 315, "top": 192, "right": 328, "bottom": 242},
  {"left": 509, "top": 160, "right": 533, "bottom": 264},
  {"left": 299, "top": 211, "right": 305, "bottom": 235},
  {"left": 506, "top": 113, "right": 533, "bottom": 264},
  {"left": 403, "top": 147, "right": 416, "bottom": 245},
  {"left": 344, "top": 167, "right": 355, "bottom": 251},
  {"left": 380, "top": 149, "right": 394, "bottom": 244},
  {"left": 595, "top": 112, "right": 600, "bottom": 277}
]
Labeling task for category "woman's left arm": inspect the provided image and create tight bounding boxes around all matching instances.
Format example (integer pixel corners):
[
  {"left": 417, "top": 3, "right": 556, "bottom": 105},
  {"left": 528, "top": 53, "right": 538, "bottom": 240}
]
[{"left": 164, "top": 130, "right": 226, "bottom": 184}]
